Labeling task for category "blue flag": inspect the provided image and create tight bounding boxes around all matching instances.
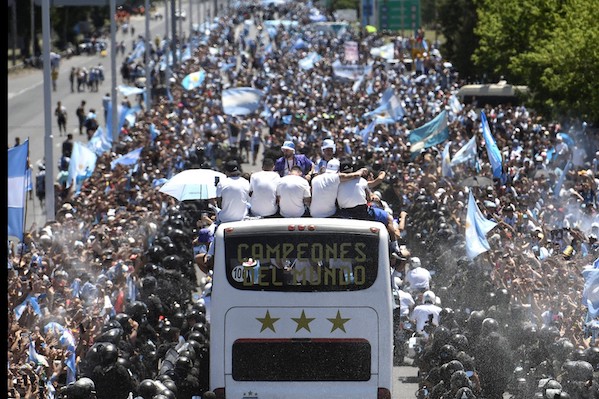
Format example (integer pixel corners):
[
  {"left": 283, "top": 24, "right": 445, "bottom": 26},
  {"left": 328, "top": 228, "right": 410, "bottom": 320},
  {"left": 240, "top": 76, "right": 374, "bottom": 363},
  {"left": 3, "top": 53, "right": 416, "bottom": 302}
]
[
  {"left": 553, "top": 160, "right": 572, "bottom": 198},
  {"left": 298, "top": 52, "right": 322, "bottom": 70},
  {"left": 222, "top": 87, "right": 264, "bottom": 116},
  {"left": 450, "top": 135, "right": 477, "bottom": 167},
  {"left": 8, "top": 140, "right": 29, "bottom": 240},
  {"left": 150, "top": 123, "right": 160, "bottom": 142},
  {"left": 111, "top": 147, "right": 143, "bottom": 170},
  {"left": 360, "top": 120, "right": 375, "bottom": 145},
  {"left": 465, "top": 192, "right": 498, "bottom": 259},
  {"left": 583, "top": 266, "right": 599, "bottom": 318},
  {"left": 127, "top": 39, "right": 145, "bottom": 63},
  {"left": 363, "top": 87, "right": 405, "bottom": 124},
  {"left": 117, "top": 85, "right": 145, "bottom": 97},
  {"left": 481, "top": 111, "right": 504, "bottom": 182},
  {"left": 67, "top": 142, "right": 97, "bottom": 195},
  {"left": 181, "top": 70, "right": 206, "bottom": 90},
  {"left": 408, "top": 110, "right": 449, "bottom": 157}
]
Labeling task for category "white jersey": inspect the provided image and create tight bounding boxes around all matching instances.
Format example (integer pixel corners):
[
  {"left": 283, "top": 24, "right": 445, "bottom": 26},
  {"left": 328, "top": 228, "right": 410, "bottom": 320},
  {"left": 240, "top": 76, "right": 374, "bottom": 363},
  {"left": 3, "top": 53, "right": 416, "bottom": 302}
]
[
  {"left": 411, "top": 303, "right": 442, "bottom": 335},
  {"left": 249, "top": 170, "right": 281, "bottom": 217},
  {"left": 309, "top": 173, "right": 341, "bottom": 218},
  {"left": 276, "top": 174, "right": 311, "bottom": 217},
  {"left": 216, "top": 176, "right": 250, "bottom": 223},
  {"left": 397, "top": 290, "right": 416, "bottom": 317},
  {"left": 337, "top": 177, "right": 369, "bottom": 209},
  {"left": 406, "top": 267, "right": 432, "bottom": 291}
]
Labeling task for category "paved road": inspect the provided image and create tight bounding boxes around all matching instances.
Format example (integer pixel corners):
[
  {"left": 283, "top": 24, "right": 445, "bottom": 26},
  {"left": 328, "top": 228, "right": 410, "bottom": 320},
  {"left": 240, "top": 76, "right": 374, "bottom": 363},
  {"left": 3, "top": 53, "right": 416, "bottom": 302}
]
[{"left": 7, "top": 0, "right": 224, "bottom": 235}]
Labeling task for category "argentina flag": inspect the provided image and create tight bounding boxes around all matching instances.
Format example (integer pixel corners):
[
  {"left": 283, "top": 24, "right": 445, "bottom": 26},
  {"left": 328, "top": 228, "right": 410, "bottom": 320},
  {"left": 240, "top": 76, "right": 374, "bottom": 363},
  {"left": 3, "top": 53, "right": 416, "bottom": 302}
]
[
  {"left": 481, "top": 111, "right": 504, "bottom": 182},
  {"left": 222, "top": 87, "right": 264, "bottom": 116},
  {"left": 465, "top": 192, "right": 497, "bottom": 259},
  {"left": 408, "top": 110, "right": 449, "bottom": 157},
  {"left": 67, "top": 142, "right": 97, "bottom": 195},
  {"left": 8, "top": 140, "right": 29, "bottom": 240},
  {"left": 181, "top": 69, "right": 206, "bottom": 91}
]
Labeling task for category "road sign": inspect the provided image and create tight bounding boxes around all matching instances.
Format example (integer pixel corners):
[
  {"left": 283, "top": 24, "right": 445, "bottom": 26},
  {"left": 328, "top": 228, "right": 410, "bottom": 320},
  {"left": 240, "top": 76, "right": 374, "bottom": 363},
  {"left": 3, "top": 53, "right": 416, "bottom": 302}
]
[{"left": 378, "top": 0, "right": 420, "bottom": 32}]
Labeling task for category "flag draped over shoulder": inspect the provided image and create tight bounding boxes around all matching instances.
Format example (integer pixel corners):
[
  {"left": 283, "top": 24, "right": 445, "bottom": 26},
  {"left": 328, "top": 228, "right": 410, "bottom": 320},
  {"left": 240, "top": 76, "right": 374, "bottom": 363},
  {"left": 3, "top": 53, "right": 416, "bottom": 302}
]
[
  {"left": 583, "top": 266, "right": 599, "bottom": 318},
  {"left": 481, "top": 111, "right": 504, "bottom": 182},
  {"left": 465, "top": 191, "right": 497, "bottom": 259},
  {"left": 450, "top": 135, "right": 478, "bottom": 166},
  {"left": 408, "top": 110, "right": 449, "bottom": 157},
  {"left": 222, "top": 87, "right": 264, "bottom": 116},
  {"left": 8, "top": 140, "right": 29, "bottom": 240},
  {"left": 67, "top": 142, "right": 97, "bottom": 195}
]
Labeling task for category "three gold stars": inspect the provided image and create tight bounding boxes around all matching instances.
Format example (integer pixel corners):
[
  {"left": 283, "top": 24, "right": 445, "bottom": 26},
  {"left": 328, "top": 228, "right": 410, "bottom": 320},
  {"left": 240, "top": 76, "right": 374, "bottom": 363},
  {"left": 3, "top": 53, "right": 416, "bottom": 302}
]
[{"left": 256, "top": 310, "right": 350, "bottom": 333}]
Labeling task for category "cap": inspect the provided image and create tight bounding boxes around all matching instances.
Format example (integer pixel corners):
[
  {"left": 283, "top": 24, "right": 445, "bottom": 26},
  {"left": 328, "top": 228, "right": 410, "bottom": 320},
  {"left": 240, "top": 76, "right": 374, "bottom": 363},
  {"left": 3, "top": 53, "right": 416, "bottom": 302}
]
[
  {"left": 225, "top": 160, "right": 239, "bottom": 173},
  {"left": 325, "top": 159, "right": 340, "bottom": 173},
  {"left": 281, "top": 141, "right": 295, "bottom": 152},
  {"left": 322, "top": 139, "right": 336, "bottom": 153},
  {"left": 197, "top": 228, "right": 214, "bottom": 243},
  {"left": 339, "top": 160, "right": 353, "bottom": 173}
]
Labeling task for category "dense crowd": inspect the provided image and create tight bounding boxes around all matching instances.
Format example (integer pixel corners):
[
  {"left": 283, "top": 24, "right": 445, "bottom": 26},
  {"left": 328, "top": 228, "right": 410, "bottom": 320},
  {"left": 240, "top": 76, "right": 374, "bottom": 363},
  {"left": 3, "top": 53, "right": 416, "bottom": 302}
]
[{"left": 7, "top": 1, "right": 599, "bottom": 398}]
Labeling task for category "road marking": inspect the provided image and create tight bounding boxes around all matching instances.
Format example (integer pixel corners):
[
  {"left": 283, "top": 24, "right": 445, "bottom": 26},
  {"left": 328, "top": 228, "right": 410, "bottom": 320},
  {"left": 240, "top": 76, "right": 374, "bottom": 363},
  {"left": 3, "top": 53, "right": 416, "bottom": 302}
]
[{"left": 8, "top": 80, "right": 43, "bottom": 100}]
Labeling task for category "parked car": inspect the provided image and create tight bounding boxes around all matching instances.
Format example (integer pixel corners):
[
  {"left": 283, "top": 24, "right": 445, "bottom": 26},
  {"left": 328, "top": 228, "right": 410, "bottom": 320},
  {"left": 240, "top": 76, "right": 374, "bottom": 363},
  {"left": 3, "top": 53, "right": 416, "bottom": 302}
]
[
  {"left": 175, "top": 10, "right": 186, "bottom": 20},
  {"left": 77, "top": 39, "right": 108, "bottom": 55}
]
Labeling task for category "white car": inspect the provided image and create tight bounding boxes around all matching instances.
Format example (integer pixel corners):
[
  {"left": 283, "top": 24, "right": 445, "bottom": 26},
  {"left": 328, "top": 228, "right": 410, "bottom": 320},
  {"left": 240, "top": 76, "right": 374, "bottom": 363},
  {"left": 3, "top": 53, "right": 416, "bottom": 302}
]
[{"left": 175, "top": 10, "right": 186, "bottom": 20}]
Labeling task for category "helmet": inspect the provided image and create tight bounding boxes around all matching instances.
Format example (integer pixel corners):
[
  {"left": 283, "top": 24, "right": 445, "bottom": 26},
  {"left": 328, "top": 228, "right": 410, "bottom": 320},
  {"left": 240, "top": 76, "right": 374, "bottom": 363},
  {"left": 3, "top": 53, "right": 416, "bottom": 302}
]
[
  {"left": 138, "top": 379, "right": 158, "bottom": 399},
  {"left": 175, "top": 355, "right": 193, "bottom": 373},
  {"left": 422, "top": 290, "right": 436, "bottom": 304},
  {"left": 66, "top": 377, "right": 96, "bottom": 399},
  {"left": 450, "top": 370, "right": 471, "bottom": 390},
  {"left": 114, "top": 313, "right": 132, "bottom": 333},
  {"left": 191, "top": 322, "right": 210, "bottom": 338},
  {"left": 451, "top": 334, "right": 469, "bottom": 352},
  {"left": 439, "top": 307, "right": 455, "bottom": 326},
  {"left": 162, "top": 254, "right": 183, "bottom": 270},
  {"left": 480, "top": 318, "right": 499, "bottom": 336},
  {"left": 192, "top": 301, "right": 207, "bottom": 314},
  {"left": 439, "top": 344, "right": 458, "bottom": 363},
  {"left": 142, "top": 276, "right": 157, "bottom": 291},
  {"left": 126, "top": 301, "right": 148, "bottom": 322},
  {"left": 94, "top": 328, "right": 122, "bottom": 344},
  {"left": 188, "top": 330, "right": 207, "bottom": 345},
  {"left": 99, "top": 342, "right": 118, "bottom": 366}
]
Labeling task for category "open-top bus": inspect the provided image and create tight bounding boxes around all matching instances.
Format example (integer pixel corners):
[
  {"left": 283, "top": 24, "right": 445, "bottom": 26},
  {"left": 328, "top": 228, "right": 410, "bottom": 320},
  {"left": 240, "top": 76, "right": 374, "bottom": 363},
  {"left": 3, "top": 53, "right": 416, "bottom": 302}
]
[{"left": 209, "top": 218, "right": 394, "bottom": 399}]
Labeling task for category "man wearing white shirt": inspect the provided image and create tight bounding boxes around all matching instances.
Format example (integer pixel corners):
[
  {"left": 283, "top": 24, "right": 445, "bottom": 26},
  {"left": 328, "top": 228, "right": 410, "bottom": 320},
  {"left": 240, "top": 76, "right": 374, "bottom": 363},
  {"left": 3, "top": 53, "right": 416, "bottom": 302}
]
[
  {"left": 216, "top": 160, "right": 250, "bottom": 223},
  {"left": 405, "top": 257, "right": 432, "bottom": 294},
  {"left": 310, "top": 159, "right": 367, "bottom": 218},
  {"left": 249, "top": 158, "right": 280, "bottom": 217},
  {"left": 276, "top": 166, "right": 311, "bottom": 217},
  {"left": 336, "top": 159, "right": 371, "bottom": 219},
  {"left": 410, "top": 290, "right": 442, "bottom": 337}
]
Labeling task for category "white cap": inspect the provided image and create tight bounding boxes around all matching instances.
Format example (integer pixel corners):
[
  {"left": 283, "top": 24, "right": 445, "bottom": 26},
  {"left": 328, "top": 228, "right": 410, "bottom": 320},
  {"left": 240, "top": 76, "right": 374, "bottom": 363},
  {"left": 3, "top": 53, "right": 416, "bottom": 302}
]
[
  {"left": 322, "top": 139, "right": 336, "bottom": 153},
  {"left": 325, "top": 159, "right": 340, "bottom": 173},
  {"left": 423, "top": 290, "right": 436, "bottom": 304},
  {"left": 410, "top": 257, "right": 421, "bottom": 268}
]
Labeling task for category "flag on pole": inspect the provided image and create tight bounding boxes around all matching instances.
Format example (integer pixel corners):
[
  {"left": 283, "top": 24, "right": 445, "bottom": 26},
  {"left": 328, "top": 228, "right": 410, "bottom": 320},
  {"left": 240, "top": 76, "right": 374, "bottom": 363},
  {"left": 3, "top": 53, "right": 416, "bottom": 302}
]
[
  {"left": 67, "top": 142, "right": 97, "bottom": 195},
  {"left": 359, "top": 120, "right": 376, "bottom": 145},
  {"left": 481, "top": 111, "right": 504, "bottom": 182},
  {"left": 8, "top": 140, "right": 29, "bottom": 240},
  {"left": 408, "top": 110, "right": 449, "bottom": 157},
  {"left": 450, "top": 135, "right": 478, "bottom": 166},
  {"left": 363, "top": 87, "right": 405, "bottom": 123},
  {"left": 465, "top": 191, "right": 497, "bottom": 259},
  {"left": 222, "top": 87, "right": 264, "bottom": 116}
]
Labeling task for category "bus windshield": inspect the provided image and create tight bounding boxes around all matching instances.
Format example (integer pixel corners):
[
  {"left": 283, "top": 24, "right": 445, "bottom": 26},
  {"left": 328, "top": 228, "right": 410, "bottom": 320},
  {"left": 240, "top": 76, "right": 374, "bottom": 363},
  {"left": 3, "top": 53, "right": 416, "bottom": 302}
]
[{"left": 223, "top": 232, "right": 379, "bottom": 292}]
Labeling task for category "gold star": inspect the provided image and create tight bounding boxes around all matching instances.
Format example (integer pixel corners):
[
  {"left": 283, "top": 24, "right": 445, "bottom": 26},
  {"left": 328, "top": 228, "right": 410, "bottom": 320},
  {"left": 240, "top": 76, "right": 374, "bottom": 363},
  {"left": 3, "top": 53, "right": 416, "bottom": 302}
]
[
  {"left": 292, "top": 310, "right": 315, "bottom": 332},
  {"left": 327, "top": 310, "right": 350, "bottom": 333},
  {"left": 256, "top": 310, "right": 279, "bottom": 333}
]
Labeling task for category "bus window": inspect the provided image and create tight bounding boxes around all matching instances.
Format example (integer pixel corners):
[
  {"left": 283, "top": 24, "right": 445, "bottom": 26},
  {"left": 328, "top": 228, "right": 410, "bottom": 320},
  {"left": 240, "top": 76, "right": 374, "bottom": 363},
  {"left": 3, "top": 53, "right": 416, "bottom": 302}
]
[{"left": 224, "top": 232, "right": 379, "bottom": 291}]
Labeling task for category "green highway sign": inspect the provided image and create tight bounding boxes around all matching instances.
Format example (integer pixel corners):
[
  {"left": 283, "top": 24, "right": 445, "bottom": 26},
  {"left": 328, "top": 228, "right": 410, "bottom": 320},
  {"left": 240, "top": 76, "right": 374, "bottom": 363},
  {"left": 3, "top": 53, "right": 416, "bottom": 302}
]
[{"left": 378, "top": 0, "right": 420, "bottom": 32}]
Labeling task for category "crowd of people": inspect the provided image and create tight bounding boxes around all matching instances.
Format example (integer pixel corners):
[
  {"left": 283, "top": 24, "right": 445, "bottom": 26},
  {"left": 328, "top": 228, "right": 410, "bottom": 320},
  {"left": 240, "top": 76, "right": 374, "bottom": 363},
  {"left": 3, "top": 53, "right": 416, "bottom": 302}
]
[{"left": 7, "top": 0, "right": 599, "bottom": 398}]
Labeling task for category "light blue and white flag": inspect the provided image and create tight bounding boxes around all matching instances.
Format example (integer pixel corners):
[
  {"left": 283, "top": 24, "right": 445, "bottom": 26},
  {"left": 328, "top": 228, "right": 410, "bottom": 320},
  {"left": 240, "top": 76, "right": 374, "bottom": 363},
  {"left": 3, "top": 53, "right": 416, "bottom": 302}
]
[
  {"left": 127, "top": 39, "right": 146, "bottom": 63},
  {"left": 481, "top": 111, "right": 504, "bottom": 182},
  {"left": 14, "top": 294, "right": 41, "bottom": 320},
  {"left": 553, "top": 160, "right": 572, "bottom": 198},
  {"left": 363, "top": 87, "right": 405, "bottom": 123},
  {"left": 181, "top": 45, "right": 192, "bottom": 62},
  {"left": 408, "top": 110, "right": 449, "bottom": 157},
  {"left": 111, "top": 147, "right": 143, "bottom": 170},
  {"left": 370, "top": 42, "right": 395, "bottom": 60},
  {"left": 298, "top": 52, "right": 322, "bottom": 70},
  {"left": 8, "top": 140, "right": 29, "bottom": 240},
  {"left": 181, "top": 69, "right": 206, "bottom": 91},
  {"left": 441, "top": 142, "right": 454, "bottom": 178},
  {"left": 88, "top": 128, "right": 110, "bottom": 156},
  {"left": 450, "top": 135, "right": 477, "bottom": 167},
  {"left": 222, "top": 87, "right": 264, "bottom": 116},
  {"left": 67, "top": 142, "right": 97, "bottom": 195},
  {"left": 449, "top": 94, "right": 463, "bottom": 114},
  {"left": 465, "top": 192, "right": 497, "bottom": 260},
  {"left": 583, "top": 266, "right": 599, "bottom": 318},
  {"left": 366, "top": 80, "right": 374, "bottom": 95},
  {"left": 117, "top": 85, "right": 145, "bottom": 97},
  {"left": 150, "top": 123, "right": 160, "bottom": 142},
  {"left": 359, "top": 120, "right": 376, "bottom": 145},
  {"left": 332, "top": 60, "right": 372, "bottom": 81}
]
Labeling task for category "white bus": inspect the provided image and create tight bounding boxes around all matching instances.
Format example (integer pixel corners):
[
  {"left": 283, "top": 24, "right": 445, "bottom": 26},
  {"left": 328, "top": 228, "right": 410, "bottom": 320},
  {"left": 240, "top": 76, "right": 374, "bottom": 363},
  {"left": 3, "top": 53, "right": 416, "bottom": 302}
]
[{"left": 209, "top": 218, "right": 394, "bottom": 399}]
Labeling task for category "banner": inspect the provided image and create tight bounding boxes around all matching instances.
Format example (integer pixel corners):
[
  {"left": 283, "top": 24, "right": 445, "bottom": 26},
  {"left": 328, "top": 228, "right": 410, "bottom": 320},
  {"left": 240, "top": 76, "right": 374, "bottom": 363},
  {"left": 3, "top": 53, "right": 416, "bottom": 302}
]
[
  {"left": 344, "top": 41, "right": 359, "bottom": 62},
  {"left": 8, "top": 140, "right": 29, "bottom": 240}
]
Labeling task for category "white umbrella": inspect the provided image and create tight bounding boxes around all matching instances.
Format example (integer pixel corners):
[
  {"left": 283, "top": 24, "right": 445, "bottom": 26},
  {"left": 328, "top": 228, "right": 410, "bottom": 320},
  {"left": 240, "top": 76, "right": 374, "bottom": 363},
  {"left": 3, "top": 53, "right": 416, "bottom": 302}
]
[{"left": 159, "top": 169, "right": 226, "bottom": 201}]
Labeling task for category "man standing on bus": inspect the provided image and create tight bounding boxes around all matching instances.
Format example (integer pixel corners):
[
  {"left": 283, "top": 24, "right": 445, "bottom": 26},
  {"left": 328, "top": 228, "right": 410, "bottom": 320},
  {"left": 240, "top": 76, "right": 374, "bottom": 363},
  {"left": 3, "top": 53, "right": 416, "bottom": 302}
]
[
  {"left": 336, "top": 159, "right": 372, "bottom": 219},
  {"left": 274, "top": 140, "right": 314, "bottom": 179},
  {"left": 249, "top": 157, "right": 280, "bottom": 217}
]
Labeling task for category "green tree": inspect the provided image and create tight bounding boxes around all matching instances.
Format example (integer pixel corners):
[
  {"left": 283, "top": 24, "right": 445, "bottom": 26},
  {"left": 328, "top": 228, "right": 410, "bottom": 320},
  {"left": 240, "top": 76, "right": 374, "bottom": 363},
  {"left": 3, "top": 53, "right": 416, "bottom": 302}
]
[{"left": 437, "top": 0, "right": 479, "bottom": 80}]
